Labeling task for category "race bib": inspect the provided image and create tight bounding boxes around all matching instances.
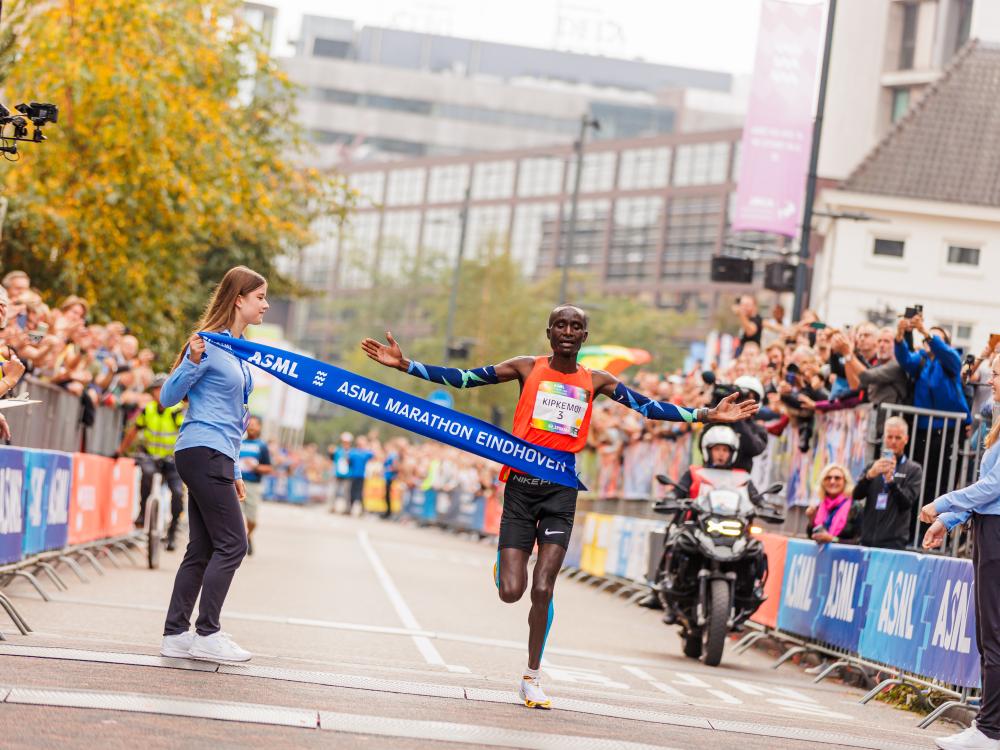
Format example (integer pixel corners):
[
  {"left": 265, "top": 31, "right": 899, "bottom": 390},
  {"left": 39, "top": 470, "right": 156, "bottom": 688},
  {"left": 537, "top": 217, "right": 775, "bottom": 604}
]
[{"left": 531, "top": 381, "right": 590, "bottom": 437}]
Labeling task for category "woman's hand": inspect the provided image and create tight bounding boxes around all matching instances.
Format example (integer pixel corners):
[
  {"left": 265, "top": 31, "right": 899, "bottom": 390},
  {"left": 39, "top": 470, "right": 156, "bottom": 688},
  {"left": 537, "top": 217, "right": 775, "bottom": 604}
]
[
  {"left": 919, "top": 501, "right": 939, "bottom": 523},
  {"left": 3, "top": 355, "right": 25, "bottom": 382},
  {"left": 812, "top": 530, "right": 835, "bottom": 544},
  {"left": 805, "top": 503, "right": 818, "bottom": 520},
  {"left": 361, "top": 331, "right": 408, "bottom": 371},
  {"left": 923, "top": 519, "right": 947, "bottom": 550},
  {"left": 187, "top": 334, "right": 206, "bottom": 364},
  {"left": 235, "top": 479, "right": 246, "bottom": 502}
]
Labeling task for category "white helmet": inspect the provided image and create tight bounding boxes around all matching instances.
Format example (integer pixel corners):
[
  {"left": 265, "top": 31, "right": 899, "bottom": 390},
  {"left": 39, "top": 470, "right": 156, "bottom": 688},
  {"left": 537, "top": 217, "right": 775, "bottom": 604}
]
[
  {"left": 733, "top": 375, "right": 764, "bottom": 402},
  {"left": 701, "top": 425, "right": 740, "bottom": 467}
]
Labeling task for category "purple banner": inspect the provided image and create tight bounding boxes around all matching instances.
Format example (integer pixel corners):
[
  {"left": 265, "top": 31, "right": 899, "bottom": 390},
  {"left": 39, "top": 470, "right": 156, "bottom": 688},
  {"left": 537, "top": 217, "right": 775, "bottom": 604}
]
[{"left": 732, "top": 0, "right": 824, "bottom": 236}]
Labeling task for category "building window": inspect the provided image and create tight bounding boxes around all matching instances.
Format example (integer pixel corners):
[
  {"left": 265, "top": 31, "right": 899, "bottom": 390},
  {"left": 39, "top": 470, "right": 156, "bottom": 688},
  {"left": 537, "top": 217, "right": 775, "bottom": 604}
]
[
  {"left": 511, "top": 202, "right": 560, "bottom": 274},
  {"left": 566, "top": 151, "right": 617, "bottom": 194},
  {"left": 953, "top": 0, "right": 973, "bottom": 54},
  {"left": 427, "top": 164, "right": 471, "bottom": 203},
  {"left": 618, "top": 147, "right": 671, "bottom": 190},
  {"left": 608, "top": 197, "right": 662, "bottom": 280},
  {"left": 379, "top": 211, "right": 422, "bottom": 284},
  {"left": 384, "top": 168, "right": 426, "bottom": 206},
  {"left": 466, "top": 206, "right": 511, "bottom": 259},
  {"left": 313, "top": 38, "right": 351, "bottom": 59},
  {"left": 471, "top": 161, "right": 516, "bottom": 200},
  {"left": 421, "top": 209, "right": 462, "bottom": 279},
  {"left": 337, "top": 213, "right": 380, "bottom": 289},
  {"left": 937, "top": 321, "right": 974, "bottom": 348},
  {"left": 551, "top": 200, "right": 609, "bottom": 270},
  {"left": 517, "top": 157, "right": 565, "bottom": 197},
  {"left": 873, "top": 238, "right": 905, "bottom": 258},
  {"left": 947, "top": 245, "right": 980, "bottom": 266},
  {"left": 891, "top": 88, "right": 910, "bottom": 123},
  {"left": 673, "top": 143, "right": 730, "bottom": 186},
  {"left": 661, "top": 196, "right": 722, "bottom": 280},
  {"left": 899, "top": 2, "right": 918, "bottom": 70},
  {"left": 349, "top": 172, "right": 386, "bottom": 205}
]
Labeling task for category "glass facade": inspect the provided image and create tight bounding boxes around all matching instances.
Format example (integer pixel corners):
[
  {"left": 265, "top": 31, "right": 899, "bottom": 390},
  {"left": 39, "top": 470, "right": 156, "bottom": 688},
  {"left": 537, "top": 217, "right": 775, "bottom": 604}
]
[
  {"left": 338, "top": 213, "right": 380, "bottom": 288},
  {"left": 566, "top": 151, "right": 617, "bottom": 194},
  {"left": 384, "top": 168, "right": 426, "bottom": 206},
  {"left": 350, "top": 171, "right": 385, "bottom": 205},
  {"left": 618, "top": 147, "right": 671, "bottom": 190},
  {"left": 517, "top": 157, "right": 565, "bottom": 197},
  {"left": 427, "top": 164, "right": 471, "bottom": 203},
  {"left": 471, "top": 161, "right": 516, "bottom": 200},
  {"left": 379, "top": 211, "right": 421, "bottom": 283},
  {"left": 421, "top": 208, "right": 462, "bottom": 278},
  {"left": 673, "top": 142, "right": 731, "bottom": 186},
  {"left": 608, "top": 197, "right": 662, "bottom": 280},
  {"left": 511, "top": 202, "right": 560, "bottom": 273},
  {"left": 466, "top": 205, "right": 511, "bottom": 259},
  {"left": 661, "top": 196, "right": 723, "bottom": 280}
]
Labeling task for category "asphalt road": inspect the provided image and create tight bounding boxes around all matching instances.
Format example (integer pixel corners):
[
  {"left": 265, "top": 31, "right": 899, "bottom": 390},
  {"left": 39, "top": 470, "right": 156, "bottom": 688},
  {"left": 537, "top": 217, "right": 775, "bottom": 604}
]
[{"left": 0, "top": 502, "right": 953, "bottom": 749}]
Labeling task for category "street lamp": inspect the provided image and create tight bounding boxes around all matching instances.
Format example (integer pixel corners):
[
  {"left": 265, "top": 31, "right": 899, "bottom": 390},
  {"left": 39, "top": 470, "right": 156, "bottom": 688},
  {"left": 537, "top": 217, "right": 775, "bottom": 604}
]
[{"left": 559, "top": 113, "right": 600, "bottom": 305}]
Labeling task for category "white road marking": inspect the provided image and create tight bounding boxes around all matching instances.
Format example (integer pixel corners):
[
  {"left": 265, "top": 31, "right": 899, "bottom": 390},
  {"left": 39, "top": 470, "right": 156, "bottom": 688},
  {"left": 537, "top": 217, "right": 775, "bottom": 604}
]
[
  {"left": 357, "top": 531, "right": 469, "bottom": 674},
  {"left": 620, "top": 666, "right": 685, "bottom": 700},
  {"left": 671, "top": 671, "right": 711, "bottom": 688},
  {"left": 706, "top": 689, "right": 741, "bottom": 704}
]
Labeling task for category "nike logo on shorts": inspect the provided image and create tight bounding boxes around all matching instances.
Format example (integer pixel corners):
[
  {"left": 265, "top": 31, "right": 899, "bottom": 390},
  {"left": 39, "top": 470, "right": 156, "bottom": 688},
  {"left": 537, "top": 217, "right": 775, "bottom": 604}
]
[{"left": 544, "top": 529, "right": 564, "bottom": 536}]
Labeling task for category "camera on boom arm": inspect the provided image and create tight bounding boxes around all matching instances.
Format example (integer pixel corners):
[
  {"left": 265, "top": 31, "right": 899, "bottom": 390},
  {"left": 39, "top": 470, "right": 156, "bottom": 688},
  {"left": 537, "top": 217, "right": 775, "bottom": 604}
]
[{"left": 0, "top": 101, "right": 59, "bottom": 156}]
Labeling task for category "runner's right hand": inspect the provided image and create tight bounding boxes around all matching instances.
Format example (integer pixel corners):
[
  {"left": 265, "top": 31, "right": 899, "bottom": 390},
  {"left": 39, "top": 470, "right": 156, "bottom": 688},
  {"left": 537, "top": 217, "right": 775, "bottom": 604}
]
[
  {"left": 187, "top": 334, "right": 206, "bottom": 364},
  {"left": 361, "top": 331, "right": 407, "bottom": 370}
]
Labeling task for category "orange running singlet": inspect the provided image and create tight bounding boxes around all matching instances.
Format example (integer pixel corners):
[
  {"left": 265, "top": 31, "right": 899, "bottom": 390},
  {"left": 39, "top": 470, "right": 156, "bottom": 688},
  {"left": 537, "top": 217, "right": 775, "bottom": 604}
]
[{"left": 502, "top": 357, "right": 594, "bottom": 479}]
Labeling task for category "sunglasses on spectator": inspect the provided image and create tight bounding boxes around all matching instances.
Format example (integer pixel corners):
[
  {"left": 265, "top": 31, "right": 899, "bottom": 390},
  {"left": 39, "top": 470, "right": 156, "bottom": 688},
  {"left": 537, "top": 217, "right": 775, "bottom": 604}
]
[{"left": 824, "top": 475, "right": 845, "bottom": 481}]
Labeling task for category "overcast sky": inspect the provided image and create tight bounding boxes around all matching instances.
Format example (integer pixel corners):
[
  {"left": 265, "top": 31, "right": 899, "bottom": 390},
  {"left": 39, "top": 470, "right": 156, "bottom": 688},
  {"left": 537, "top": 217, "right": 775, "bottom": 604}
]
[{"left": 264, "top": 0, "right": 767, "bottom": 75}]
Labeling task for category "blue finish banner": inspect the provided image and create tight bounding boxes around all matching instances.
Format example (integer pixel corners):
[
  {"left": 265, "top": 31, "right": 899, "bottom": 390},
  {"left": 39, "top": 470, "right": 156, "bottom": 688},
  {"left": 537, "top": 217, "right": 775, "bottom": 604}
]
[
  {"left": 857, "top": 548, "right": 928, "bottom": 674},
  {"left": 918, "top": 555, "right": 980, "bottom": 688},
  {"left": 777, "top": 539, "right": 821, "bottom": 638},
  {"left": 0, "top": 447, "right": 25, "bottom": 564},
  {"left": 201, "top": 333, "right": 583, "bottom": 490},
  {"left": 811, "top": 544, "right": 870, "bottom": 651}
]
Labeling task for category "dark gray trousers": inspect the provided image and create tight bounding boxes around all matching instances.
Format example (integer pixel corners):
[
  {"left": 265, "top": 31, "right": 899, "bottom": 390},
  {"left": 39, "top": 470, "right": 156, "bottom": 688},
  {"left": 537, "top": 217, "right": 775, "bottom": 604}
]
[
  {"left": 163, "top": 447, "right": 247, "bottom": 637},
  {"left": 975, "top": 514, "right": 1000, "bottom": 739}
]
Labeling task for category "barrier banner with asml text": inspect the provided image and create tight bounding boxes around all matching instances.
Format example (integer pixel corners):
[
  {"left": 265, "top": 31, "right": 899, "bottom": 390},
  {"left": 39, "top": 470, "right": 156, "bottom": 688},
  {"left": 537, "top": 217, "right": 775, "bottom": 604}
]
[
  {"left": 857, "top": 548, "right": 928, "bottom": 676},
  {"left": 69, "top": 453, "right": 111, "bottom": 544},
  {"left": 201, "top": 333, "right": 583, "bottom": 490},
  {"left": 42, "top": 452, "right": 72, "bottom": 552},
  {"left": 917, "top": 554, "right": 979, "bottom": 688},
  {"left": 0, "top": 447, "right": 25, "bottom": 564},
  {"left": 777, "top": 539, "right": 821, "bottom": 637},
  {"left": 811, "top": 544, "right": 870, "bottom": 651},
  {"left": 23, "top": 450, "right": 72, "bottom": 555}
]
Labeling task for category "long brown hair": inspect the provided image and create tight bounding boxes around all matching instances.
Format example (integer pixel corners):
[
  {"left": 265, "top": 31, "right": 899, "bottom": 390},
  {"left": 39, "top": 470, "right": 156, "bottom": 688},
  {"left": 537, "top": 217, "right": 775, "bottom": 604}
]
[
  {"left": 171, "top": 266, "right": 266, "bottom": 371},
  {"left": 986, "top": 355, "right": 1000, "bottom": 450}
]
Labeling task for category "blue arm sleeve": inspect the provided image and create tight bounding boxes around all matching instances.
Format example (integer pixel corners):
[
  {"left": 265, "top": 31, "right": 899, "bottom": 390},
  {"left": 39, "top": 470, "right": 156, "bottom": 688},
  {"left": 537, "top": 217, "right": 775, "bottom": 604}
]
[
  {"left": 934, "top": 455, "right": 1000, "bottom": 515},
  {"left": 159, "top": 350, "right": 204, "bottom": 407},
  {"left": 939, "top": 510, "right": 971, "bottom": 532},
  {"left": 407, "top": 360, "right": 500, "bottom": 389},
  {"left": 609, "top": 382, "right": 697, "bottom": 423},
  {"left": 894, "top": 340, "right": 923, "bottom": 377},
  {"left": 928, "top": 335, "right": 962, "bottom": 376}
]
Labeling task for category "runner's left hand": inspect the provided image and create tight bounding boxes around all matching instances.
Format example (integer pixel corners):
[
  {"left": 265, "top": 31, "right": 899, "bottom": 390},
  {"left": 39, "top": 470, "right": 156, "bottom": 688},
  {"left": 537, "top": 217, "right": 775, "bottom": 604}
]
[
  {"left": 708, "top": 392, "right": 759, "bottom": 422},
  {"left": 235, "top": 479, "right": 246, "bottom": 502},
  {"left": 923, "top": 519, "right": 947, "bottom": 549},
  {"left": 361, "top": 331, "right": 407, "bottom": 370},
  {"left": 919, "top": 501, "right": 939, "bottom": 523}
]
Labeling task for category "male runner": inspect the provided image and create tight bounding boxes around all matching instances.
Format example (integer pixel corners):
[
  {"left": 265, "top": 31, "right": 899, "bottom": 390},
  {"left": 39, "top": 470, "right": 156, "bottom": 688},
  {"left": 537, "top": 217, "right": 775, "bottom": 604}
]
[{"left": 362, "top": 305, "right": 757, "bottom": 709}]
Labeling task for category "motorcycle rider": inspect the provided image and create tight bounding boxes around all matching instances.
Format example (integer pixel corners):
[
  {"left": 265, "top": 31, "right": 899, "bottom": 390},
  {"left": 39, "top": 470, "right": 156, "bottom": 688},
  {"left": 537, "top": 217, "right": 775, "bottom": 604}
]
[{"left": 660, "top": 425, "right": 768, "bottom": 624}]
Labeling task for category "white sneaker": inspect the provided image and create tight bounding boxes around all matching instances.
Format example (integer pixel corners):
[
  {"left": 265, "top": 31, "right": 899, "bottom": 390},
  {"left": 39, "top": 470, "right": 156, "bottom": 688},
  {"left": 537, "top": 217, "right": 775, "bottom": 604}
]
[
  {"left": 518, "top": 676, "right": 551, "bottom": 709},
  {"left": 160, "top": 631, "right": 195, "bottom": 658},
  {"left": 936, "top": 726, "right": 1000, "bottom": 750},
  {"left": 187, "top": 632, "right": 252, "bottom": 663}
]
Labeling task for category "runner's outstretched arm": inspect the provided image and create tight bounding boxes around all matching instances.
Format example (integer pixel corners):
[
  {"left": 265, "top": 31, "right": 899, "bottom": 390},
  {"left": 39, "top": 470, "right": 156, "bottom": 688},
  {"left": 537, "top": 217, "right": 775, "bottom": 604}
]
[
  {"left": 361, "top": 331, "right": 532, "bottom": 387},
  {"left": 593, "top": 371, "right": 759, "bottom": 424}
]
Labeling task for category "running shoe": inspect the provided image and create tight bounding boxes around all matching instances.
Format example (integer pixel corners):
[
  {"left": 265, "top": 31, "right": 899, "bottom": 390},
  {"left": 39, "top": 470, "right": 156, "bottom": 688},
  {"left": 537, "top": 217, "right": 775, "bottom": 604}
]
[
  {"left": 518, "top": 676, "right": 552, "bottom": 709},
  {"left": 936, "top": 725, "right": 999, "bottom": 750},
  {"left": 188, "top": 632, "right": 252, "bottom": 663},
  {"left": 159, "top": 631, "right": 195, "bottom": 658}
]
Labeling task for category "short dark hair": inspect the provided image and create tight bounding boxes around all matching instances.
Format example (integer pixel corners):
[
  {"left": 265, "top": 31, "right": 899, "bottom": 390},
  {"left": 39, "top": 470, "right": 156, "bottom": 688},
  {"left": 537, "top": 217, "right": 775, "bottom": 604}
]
[{"left": 548, "top": 304, "right": 588, "bottom": 327}]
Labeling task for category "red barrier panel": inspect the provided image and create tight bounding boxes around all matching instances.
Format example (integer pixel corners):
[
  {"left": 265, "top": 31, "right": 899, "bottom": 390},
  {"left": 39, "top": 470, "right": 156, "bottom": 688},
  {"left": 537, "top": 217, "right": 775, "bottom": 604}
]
[
  {"left": 482, "top": 488, "right": 502, "bottom": 536},
  {"left": 751, "top": 531, "right": 788, "bottom": 628},
  {"left": 69, "top": 453, "right": 112, "bottom": 544},
  {"left": 105, "top": 458, "right": 136, "bottom": 537}
]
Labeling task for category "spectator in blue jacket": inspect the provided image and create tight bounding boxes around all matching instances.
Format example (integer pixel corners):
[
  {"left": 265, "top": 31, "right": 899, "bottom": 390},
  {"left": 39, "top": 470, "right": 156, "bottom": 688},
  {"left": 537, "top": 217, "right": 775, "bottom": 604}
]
[{"left": 894, "top": 312, "right": 970, "bottom": 509}]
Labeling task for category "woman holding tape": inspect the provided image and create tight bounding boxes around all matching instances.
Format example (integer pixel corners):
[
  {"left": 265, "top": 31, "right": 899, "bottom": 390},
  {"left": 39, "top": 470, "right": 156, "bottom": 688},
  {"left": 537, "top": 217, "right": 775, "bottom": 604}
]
[
  {"left": 922, "top": 352, "right": 1000, "bottom": 750},
  {"left": 158, "top": 266, "right": 269, "bottom": 664}
]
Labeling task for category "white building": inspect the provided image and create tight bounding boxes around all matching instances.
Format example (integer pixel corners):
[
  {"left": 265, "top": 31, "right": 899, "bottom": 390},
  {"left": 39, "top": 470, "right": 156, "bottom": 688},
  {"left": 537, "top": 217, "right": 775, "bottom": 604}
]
[
  {"left": 820, "top": 0, "right": 1000, "bottom": 180},
  {"left": 814, "top": 40, "right": 1000, "bottom": 352}
]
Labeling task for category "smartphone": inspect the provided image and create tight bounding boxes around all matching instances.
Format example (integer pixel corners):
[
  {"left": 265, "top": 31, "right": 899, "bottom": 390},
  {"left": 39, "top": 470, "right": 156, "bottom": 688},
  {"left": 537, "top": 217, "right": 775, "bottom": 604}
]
[
  {"left": 881, "top": 448, "right": 894, "bottom": 462},
  {"left": 809, "top": 322, "right": 827, "bottom": 330},
  {"left": 785, "top": 372, "right": 798, "bottom": 385}
]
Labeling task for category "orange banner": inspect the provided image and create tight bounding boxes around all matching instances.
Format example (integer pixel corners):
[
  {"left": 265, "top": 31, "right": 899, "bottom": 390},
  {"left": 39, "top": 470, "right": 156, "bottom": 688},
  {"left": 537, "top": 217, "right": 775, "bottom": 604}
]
[
  {"left": 482, "top": 489, "right": 502, "bottom": 536},
  {"left": 105, "top": 458, "right": 137, "bottom": 537},
  {"left": 69, "top": 453, "right": 112, "bottom": 544},
  {"left": 751, "top": 531, "right": 788, "bottom": 629}
]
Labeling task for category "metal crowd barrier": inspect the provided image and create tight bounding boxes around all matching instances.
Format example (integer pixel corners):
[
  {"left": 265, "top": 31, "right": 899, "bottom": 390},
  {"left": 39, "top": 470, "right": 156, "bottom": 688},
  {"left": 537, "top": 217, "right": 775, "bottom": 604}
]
[{"left": 6, "top": 376, "right": 125, "bottom": 455}]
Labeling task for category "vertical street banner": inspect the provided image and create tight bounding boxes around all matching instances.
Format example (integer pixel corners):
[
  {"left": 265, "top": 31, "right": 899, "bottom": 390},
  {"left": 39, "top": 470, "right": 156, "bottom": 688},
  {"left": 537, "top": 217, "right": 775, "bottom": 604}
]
[{"left": 732, "top": 0, "right": 825, "bottom": 236}]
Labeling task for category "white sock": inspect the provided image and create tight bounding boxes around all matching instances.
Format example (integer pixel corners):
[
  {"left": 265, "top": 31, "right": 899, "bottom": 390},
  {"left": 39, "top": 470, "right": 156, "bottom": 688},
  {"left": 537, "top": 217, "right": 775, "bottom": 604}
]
[{"left": 523, "top": 667, "right": 540, "bottom": 681}]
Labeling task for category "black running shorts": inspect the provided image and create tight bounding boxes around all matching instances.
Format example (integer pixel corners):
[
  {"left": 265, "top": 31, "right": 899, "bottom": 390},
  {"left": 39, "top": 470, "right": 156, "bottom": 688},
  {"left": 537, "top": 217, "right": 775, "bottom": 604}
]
[{"left": 499, "top": 472, "right": 578, "bottom": 552}]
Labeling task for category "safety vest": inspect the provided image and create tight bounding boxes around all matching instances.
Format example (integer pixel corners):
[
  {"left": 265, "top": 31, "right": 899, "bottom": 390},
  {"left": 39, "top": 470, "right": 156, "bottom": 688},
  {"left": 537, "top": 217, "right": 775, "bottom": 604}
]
[{"left": 138, "top": 401, "right": 183, "bottom": 458}]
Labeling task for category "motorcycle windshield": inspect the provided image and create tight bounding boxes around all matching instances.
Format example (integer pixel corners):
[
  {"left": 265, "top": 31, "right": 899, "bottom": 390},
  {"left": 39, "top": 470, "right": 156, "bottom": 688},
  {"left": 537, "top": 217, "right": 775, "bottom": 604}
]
[{"left": 698, "top": 489, "right": 742, "bottom": 516}]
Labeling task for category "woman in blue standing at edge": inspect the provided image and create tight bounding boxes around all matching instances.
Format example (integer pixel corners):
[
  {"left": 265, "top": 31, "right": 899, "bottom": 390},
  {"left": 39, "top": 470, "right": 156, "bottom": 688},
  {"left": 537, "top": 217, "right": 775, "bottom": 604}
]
[
  {"left": 157, "top": 266, "right": 269, "bottom": 663},
  {"left": 922, "top": 351, "right": 1000, "bottom": 750}
]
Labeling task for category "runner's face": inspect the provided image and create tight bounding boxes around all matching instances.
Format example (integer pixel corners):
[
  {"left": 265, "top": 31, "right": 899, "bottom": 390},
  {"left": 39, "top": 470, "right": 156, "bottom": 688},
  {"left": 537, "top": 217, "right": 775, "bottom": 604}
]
[{"left": 546, "top": 309, "right": 588, "bottom": 357}]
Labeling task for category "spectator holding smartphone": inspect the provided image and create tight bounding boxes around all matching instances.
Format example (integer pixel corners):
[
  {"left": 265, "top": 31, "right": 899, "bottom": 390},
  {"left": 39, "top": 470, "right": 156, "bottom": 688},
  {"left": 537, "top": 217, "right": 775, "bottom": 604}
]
[
  {"left": 805, "top": 463, "right": 858, "bottom": 544},
  {"left": 732, "top": 295, "right": 762, "bottom": 356}
]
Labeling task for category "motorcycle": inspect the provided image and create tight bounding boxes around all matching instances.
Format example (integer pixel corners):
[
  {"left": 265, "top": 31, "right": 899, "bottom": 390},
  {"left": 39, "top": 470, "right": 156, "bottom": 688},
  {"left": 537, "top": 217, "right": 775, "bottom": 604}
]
[{"left": 652, "top": 470, "right": 785, "bottom": 667}]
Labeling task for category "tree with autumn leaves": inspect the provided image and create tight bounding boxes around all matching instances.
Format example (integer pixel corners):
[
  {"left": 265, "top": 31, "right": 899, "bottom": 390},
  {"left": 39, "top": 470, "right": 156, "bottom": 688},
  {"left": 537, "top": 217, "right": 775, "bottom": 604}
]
[{"left": 0, "top": 0, "right": 347, "bottom": 358}]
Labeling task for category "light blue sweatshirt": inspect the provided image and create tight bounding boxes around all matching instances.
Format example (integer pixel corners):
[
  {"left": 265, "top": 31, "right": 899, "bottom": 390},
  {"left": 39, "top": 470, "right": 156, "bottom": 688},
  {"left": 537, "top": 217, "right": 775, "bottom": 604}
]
[
  {"left": 935, "top": 442, "right": 1000, "bottom": 531},
  {"left": 159, "top": 331, "right": 252, "bottom": 481}
]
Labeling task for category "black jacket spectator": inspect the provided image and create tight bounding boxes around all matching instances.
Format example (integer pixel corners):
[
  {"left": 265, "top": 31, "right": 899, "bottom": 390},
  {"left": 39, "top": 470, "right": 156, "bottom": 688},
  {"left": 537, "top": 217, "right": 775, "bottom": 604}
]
[
  {"left": 731, "top": 419, "right": 767, "bottom": 473},
  {"left": 858, "top": 359, "right": 908, "bottom": 407},
  {"left": 852, "top": 455, "right": 923, "bottom": 549}
]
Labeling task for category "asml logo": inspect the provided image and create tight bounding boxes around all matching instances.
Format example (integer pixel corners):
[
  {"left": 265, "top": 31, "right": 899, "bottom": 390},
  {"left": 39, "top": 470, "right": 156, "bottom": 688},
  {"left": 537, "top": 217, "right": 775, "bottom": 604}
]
[
  {"left": 247, "top": 351, "right": 300, "bottom": 379},
  {"left": 47, "top": 468, "right": 70, "bottom": 525},
  {"left": 877, "top": 570, "right": 917, "bottom": 639},
  {"left": 0, "top": 466, "right": 23, "bottom": 534},
  {"left": 931, "top": 579, "right": 973, "bottom": 654},
  {"left": 28, "top": 466, "right": 46, "bottom": 527},
  {"left": 784, "top": 554, "right": 816, "bottom": 611},
  {"left": 821, "top": 559, "right": 859, "bottom": 623}
]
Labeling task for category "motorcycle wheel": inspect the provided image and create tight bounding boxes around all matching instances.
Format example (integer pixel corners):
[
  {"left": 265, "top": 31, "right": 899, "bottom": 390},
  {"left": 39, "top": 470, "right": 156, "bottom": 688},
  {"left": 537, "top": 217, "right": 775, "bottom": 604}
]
[
  {"left": 683, "top": 630, "right": 702, "bottom": 659},
  {"left": 703, "top": 578, "right": 730, "bottom": 667}
]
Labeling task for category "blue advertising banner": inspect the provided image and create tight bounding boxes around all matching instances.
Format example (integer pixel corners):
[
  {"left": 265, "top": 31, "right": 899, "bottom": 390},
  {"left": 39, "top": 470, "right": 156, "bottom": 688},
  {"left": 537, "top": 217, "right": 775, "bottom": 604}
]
[
  {"left": 41, "top": 452, "right": 72, "bottom": 552},
  {"left": 454, "top": 491, "right": 485, "bottom": 532},
  {"left": 812, "top": 544, "right": 870, "bottom": 651},
  {"left": 0, "top": 447, "right": 26, "bottom": 564},
  {"left": 917, "top": 555, "right": 980, "bottom": 688},
  {"left": 435, "top": 490, "right": 461, "bottom": 527},
  {"left": 608, "top": 518, "right": 638, "bottom": 579},
  {"left": 777, "top": 539, "right": 820, "bottom": 638},
  {"left": 857, "top": 548, "right": 928, "bottom": 674}
]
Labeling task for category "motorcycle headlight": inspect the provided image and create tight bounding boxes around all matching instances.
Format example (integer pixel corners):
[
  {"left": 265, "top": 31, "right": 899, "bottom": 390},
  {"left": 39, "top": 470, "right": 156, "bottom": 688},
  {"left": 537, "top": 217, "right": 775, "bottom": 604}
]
[{"left": 702, "top": 516, "right": 744, "bottom": 537}]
